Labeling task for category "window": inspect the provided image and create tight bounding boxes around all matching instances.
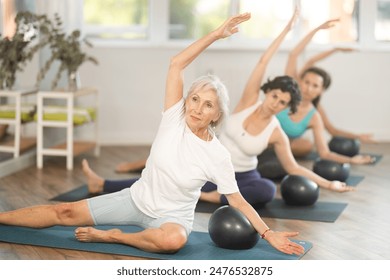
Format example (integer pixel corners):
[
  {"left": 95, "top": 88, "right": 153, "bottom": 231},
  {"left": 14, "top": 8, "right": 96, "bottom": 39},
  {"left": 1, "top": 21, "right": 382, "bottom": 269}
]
[
  {"left": 300, "top": 0, "right": 358, "bottom": 43},
  {"left": 237, "top": 0, "right": 295, "bottom": 40},
  {"left": 376, "top": 0, "right": 390, "bottom": 41},
  {"left": 169, "top": 0, "right": 230, "bottom": 40},
  {"left": 82, "top": 0, "right": 389, "bottom": 49},
  {"left": 83, "top": 0, "right": 149, "bottom": 39}
]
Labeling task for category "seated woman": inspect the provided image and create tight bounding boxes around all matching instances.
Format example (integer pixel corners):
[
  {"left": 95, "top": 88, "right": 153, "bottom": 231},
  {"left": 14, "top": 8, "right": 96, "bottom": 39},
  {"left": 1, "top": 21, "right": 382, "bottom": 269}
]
[
  {"left": 300, "top": 47, "right": 376, "bottom": 144},
  {"left": 200, "top": 9, "right": 354, "bottom": 206},
  {"left": 83, "top": 8, "right": 353, "bottom": 210},
  {"left": 0, "top": 13, "right": 304, "bottom": 255},
  {"left": 277, "top": 18, "right": 374, "bottom": 164}
]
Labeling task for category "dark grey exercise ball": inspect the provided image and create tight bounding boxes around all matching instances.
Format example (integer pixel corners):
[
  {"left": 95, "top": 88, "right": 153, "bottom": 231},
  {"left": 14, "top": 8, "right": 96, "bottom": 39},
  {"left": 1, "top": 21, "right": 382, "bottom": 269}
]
[
  {"left": 280, "top": 175, "right": 319, "bottom": 206},
  {"left": 328, "top": 136, "right": 360, "bottom": 157},
  {"left": 208, "top": 205, "right": 259, "bottom": 250},
  {"left": 257, "top": 148, "right": 287, "bottom": 180},
  {"left": 312, "top": 158, "right": 350, "bottom": 182}
]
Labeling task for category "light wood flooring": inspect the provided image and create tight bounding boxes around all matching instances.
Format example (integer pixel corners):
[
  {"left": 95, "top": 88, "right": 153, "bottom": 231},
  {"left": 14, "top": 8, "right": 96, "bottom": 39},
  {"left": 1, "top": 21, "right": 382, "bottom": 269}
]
[{"left": 0, "top": 143, "right": 389, "bottom": 260}]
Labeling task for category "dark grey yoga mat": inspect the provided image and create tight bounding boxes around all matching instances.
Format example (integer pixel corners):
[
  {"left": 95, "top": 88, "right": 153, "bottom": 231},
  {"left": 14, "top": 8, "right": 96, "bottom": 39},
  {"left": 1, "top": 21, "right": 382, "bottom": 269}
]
[
  {"left": 0, "top": 224, "right": 312, "bottom": 260},
  {"left": 50, "top": 185, "right": 101, "bottom": 201},
  {"left": 51, "top": 186, "right": 349, "bottom": 222},
  {"left": 196, "top": 199, "right": 348, "bottom": 223},
  {"left": 298, "top": 151, "right": 383, "bottom": 165},
  {"left": 51, "top": 173, "right": 364, "bottom": 203}
]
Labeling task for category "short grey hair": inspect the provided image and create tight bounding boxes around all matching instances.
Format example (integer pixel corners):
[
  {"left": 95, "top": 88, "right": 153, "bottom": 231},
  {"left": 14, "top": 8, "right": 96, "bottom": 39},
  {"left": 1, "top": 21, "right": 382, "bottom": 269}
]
[{"left": 186, "top": 75, "right": 230, "bottom": 130}]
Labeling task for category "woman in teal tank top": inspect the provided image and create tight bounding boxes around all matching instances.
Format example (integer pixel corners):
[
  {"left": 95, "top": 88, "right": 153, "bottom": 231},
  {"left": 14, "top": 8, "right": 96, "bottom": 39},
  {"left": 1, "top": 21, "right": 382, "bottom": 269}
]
[{"left": 283, "top": 19, "right": 374, "bottom": 165}]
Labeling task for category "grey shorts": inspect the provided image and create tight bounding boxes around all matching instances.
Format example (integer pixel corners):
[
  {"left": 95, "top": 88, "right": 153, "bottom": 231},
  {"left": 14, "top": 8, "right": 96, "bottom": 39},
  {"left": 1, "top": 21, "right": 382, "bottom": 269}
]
[{"left": 87, "top": 188, "right": 192, "bottom": 236}]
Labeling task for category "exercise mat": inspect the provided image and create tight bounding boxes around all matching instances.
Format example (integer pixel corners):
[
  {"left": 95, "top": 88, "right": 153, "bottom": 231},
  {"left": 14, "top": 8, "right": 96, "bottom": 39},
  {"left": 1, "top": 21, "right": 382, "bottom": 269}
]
[
  {"left": 0, "top": 224, "right": 312, "bottom": 260},
  {"left": 50, "top": 185, "right": 101, "bottom": 202},
  {"left": 298, "top": 151, "right": 383, "bottom": 165},
  {"left": 196, "top": 199, "right": 348, "bottom": 223}
]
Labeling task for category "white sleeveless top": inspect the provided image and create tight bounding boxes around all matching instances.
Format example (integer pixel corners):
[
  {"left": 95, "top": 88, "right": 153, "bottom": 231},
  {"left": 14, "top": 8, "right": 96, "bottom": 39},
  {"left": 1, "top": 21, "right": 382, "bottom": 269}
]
[{"left": 219, "top": 100, "right": 280, "bottom": 172}]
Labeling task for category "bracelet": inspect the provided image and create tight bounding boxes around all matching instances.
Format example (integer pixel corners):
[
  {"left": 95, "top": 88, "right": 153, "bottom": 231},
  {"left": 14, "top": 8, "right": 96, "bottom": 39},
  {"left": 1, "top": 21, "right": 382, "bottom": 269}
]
[{"left": 261, "top": 228, "right": 271, "bottom": 239}]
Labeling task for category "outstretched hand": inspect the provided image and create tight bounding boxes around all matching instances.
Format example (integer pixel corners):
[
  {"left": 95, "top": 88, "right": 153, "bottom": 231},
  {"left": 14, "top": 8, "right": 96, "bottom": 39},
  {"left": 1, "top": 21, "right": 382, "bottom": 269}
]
[
  {"left": 317, "top": 18, "right": 340, "bottom": 30},
  {"left": 358, "top": 133, "right": 377, "bottom": 143},
  {"left": 335, "top": 47, "right": 356, "bottom": 53},
  {"left": 263, "top": 231, "right": 305, "bottom": 255},
  {"left": 214, "top": 12, "right": 251, "bottom": 39},
  {"left": 329, "top": 181, "right": 355, "bottom": 192},
  {"left": 350, "top": 154, "right": 376, "bottom": 165}
]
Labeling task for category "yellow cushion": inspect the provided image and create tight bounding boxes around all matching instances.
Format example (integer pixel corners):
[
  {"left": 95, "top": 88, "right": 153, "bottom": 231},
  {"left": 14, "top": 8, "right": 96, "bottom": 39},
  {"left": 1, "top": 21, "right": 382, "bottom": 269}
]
[
  {"left": 33, "top": 106, "right": 96, "bottom": 125},
  {"left": 0, "top": 104, "right": 36, "bottom": 122}
]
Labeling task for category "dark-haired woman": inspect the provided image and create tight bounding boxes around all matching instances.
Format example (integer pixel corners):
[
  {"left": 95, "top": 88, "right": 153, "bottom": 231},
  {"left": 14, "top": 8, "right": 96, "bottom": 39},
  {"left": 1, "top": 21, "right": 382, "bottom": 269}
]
[
  {"left": 199, "top": 10, "right": 354, "bottom": 207},
  {"left": 83, "top": 10, "right": 353, "bottom": 204},
  {"left": 277, "top": 19, "right": 374, "bottom": 164}
]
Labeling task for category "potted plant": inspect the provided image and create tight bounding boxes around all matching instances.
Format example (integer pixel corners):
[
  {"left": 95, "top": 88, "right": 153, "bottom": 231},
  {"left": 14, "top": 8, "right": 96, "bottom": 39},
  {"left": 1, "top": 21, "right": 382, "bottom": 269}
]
[
  {"left": 0, "top": 12, "right": 45, "bottom": 90},
  {"left": 36, "top": 13, "right": 98, "bottom": 91}
]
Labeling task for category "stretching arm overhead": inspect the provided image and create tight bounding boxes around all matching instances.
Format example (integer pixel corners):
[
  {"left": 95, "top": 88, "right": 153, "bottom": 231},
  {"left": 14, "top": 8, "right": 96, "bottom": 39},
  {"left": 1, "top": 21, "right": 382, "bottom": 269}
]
[
  {"left": 285, "top": 18, "right": 339, "bottom": 80},
  {"left": 165, "top": 13, "right": 251, "bottom": 111},
  {"left": 234, "top": 7, "right": 299, "bottom": 113}
]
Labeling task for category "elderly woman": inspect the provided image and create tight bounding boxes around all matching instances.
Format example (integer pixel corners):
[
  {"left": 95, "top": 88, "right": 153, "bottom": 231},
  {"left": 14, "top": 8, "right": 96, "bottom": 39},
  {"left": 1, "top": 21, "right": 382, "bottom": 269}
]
[{"left": 0, "top": 13, "right": 304, "bottom": 256}]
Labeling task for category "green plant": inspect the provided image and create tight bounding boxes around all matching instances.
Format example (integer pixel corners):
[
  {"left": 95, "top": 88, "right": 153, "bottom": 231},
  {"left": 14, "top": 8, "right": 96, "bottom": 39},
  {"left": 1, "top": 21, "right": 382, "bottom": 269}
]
[
  {"left": 0, "top": 12, "right": 45, "bottom": 90},
  {"left": 37, "top": 13, "right": 98, "bottom": 90}
]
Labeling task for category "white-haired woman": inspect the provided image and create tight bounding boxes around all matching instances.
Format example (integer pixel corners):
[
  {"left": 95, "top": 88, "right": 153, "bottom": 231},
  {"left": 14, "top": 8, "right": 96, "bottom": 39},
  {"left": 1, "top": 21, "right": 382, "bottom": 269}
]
[{"left": 0, "top": 13, "right": 304, "bottom": 255}]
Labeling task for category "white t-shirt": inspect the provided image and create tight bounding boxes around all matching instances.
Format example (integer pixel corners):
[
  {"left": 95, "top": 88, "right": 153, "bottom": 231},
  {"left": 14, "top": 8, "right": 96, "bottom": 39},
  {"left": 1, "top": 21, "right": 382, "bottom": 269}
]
[
  {"left": 130, "top": 99, "right": 239, "bottom": 229},
  {"left": 219, "top": 100, "right": 280, "bottom": 172}
]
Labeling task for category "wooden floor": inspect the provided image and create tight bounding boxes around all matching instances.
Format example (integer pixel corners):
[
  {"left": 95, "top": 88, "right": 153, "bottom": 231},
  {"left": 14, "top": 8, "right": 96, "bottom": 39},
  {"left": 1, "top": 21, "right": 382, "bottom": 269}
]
[{"left": 0, "top": 143, "right": 389, "bottom": 260}]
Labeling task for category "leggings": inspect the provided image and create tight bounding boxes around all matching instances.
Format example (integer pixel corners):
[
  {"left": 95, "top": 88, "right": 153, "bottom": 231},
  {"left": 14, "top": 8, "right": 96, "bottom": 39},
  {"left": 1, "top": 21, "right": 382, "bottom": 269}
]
[
  {"left": 201, "top": 169, "right": 276, "bottom": 206},
  {"left": 103, "top": 178, "right": 139, "bottom": 193}
]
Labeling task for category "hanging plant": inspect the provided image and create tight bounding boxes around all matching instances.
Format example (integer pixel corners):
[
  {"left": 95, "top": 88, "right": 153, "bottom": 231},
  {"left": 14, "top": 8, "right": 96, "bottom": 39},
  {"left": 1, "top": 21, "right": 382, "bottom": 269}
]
[
  {"left": 36, "top": 13, "right": 98, "bottom": 90},
  {"left": 0, "top": 12, "right": 47, "bottom": 90}
]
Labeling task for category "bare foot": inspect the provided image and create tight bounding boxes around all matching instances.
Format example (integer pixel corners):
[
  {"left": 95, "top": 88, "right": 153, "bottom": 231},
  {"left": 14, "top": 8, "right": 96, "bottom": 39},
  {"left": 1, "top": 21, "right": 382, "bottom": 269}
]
[
  {"left": 82, "top": 159, "right": 104, "bottom": 194},
  {"left": 115, "top": 159, "right": 146, "bottom": 173},
  {"left": 75, "top": 227, "right": 122, "bottom": 243}
]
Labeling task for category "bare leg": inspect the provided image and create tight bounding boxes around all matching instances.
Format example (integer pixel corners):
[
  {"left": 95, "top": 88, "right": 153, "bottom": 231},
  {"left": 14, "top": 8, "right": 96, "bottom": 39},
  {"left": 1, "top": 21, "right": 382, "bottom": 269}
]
[
  {"left": 82, "top": 159, "right": 104, "bottom": 194},
  {"left": 75, "top": 223, "right": 187, "bottom": 253},
  {"left": 0, "top": 200, "right": 94, "bottom": 228},
  {"left": 199, "top": 190, "right": 221, "bottom": 204},
  {"left": 290, "top": 138, "right": 314, "bottom": 157},
  {"left": 115, "top": 159, "right": 147, "bottom": 173}
]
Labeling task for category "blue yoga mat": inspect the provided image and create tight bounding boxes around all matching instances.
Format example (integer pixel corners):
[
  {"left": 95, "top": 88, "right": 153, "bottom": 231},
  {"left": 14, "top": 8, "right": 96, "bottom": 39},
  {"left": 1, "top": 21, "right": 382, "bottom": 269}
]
[{"left": 0, "top": 224, "right": 312, "bottom": 260}]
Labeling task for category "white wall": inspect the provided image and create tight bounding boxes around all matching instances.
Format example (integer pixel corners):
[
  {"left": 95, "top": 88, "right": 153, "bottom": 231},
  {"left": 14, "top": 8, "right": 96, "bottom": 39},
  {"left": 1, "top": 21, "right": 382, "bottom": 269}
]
[
  {"left": 75, "top": 46, "right": 390, "bottom": 145},
  {"left": 15, "top": 45, "right": 390, "bottom": 145}
]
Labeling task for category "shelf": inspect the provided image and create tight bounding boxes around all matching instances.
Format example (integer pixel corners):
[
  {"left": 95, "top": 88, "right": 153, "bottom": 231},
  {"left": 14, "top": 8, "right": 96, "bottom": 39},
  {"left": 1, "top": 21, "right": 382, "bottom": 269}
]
[
  {"left": 0, "top": 88, "right": 38, "bottom": 158},
  {"left": 36, "top": 87, "right": 99, "bottom": 170},
  {"left": 43, "top": 141, "right": 97, "bottom": 157}
]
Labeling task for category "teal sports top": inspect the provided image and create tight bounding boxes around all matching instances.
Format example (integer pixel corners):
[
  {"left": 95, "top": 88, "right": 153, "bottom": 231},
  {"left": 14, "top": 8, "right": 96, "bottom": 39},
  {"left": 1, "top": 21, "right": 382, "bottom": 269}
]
[{"left": 276, "top": 107, "right": 316, "bottom": 139}]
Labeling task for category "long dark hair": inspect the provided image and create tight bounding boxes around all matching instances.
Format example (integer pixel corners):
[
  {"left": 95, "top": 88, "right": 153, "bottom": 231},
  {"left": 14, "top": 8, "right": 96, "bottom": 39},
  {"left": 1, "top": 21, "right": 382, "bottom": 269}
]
[{"left": 300, "top": 67, "right": 331, "bottom": 108}]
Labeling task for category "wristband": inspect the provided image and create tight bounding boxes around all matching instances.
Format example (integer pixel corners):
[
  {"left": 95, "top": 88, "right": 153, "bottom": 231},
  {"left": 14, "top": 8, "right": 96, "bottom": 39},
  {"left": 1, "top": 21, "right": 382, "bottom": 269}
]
[{"left": 261, "top": 228, "right": 271, "bottom": 239}]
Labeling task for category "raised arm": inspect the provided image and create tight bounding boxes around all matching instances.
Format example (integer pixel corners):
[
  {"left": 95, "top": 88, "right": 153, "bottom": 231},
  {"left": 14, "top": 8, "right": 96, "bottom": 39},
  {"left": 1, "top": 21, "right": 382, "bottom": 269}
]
[
  {"left": 164, "top": 13, "right": 251, "bottom": 111},
  {"left": 299, "top": 47, "right": 355, "bottom": 75},
  {"left": 285, "top": 18, "right": 339, "bottom": 80},
  {"left": 234, "top": 8, "right": 299, "bottom": 112}
]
